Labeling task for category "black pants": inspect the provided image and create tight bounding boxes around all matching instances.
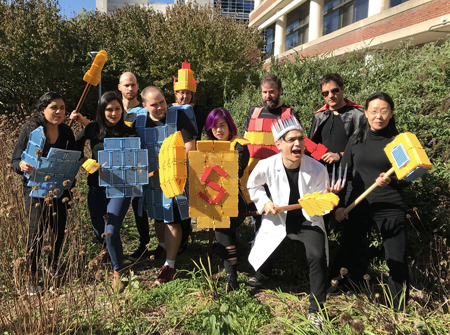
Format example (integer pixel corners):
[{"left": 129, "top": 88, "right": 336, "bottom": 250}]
[
  {"left": 131, "top": 197, "right": 149, "bottom": 248},
  {"left": 330, "top": 203, "right": 408, "bottom": 310},
  {"left": 259, "top": 225, "right": 327, "bottom": 314},
  {"left": 24, "top": 187, "right": 68, "bottom": 276}
]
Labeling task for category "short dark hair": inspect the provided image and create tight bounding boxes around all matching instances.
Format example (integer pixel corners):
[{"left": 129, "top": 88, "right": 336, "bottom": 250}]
[
  {"left": 261, "top": 74, "right": 282, "bottom": 90},
  {"left": 319, "top": 73, "right": 344, "bottom": 89},
  {"left": 141, "top": 86, "right": 164, "bottom": 103}
]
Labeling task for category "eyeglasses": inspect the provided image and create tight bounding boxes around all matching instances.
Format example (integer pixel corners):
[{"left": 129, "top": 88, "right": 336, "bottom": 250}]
[
  {"left": 176, "top": 91, "right": 192, "bottom": 96},
  {"left": 368, "top": 110, "right": 391, "bottom": 116},
  {"left": 321, "top": 88, "right": 340, "bottom": 97},
  {"left": 283, "top": 136, "right": 304, "bottom": 143}
]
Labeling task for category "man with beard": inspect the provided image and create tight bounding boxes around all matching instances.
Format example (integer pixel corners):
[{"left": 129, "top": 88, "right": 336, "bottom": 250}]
[{"left": 243, "top": 74, "right": 301, "bottom": 231}]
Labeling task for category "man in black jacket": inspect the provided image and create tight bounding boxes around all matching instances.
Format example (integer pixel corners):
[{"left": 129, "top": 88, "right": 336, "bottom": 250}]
[{"left": 309, "top": 73, "right": 364, "bottom": 171}]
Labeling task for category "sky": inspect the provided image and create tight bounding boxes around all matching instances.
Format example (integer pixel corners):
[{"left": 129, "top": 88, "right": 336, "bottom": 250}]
[{"left": 57, "top": 0, "right": 173, "bottom": 18}]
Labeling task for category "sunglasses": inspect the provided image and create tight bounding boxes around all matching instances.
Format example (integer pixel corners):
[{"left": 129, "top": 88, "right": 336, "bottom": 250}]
[{"left": 321, "top": 88, "right": 340, "bottom": 97}]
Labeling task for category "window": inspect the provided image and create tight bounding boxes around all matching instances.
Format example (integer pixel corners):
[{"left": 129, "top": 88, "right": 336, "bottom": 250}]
[
  {"left": 285, "top": 1, "right": 310, "bottom": 50},
  {"left": 389, "top": 0, "right": 408, "bottom": 8},
  {"left": 262, "top": 24, "right": 275, "bottom": 59},
  {"left": 214, "top": 0, "right": 255, "bottom": 22},
  {"left": 323, "top": 0, "right": 368, "bottom": 35}
]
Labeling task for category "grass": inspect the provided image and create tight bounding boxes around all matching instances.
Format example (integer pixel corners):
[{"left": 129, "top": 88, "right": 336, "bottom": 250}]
[{"left": 1, "top": 113, "right": 450, "bottom": 334}]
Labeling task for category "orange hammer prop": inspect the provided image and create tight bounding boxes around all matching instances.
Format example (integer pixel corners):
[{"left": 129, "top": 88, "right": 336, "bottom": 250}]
[
  {"left": 69, "top": 50, "right": 108, "bottom": 126},
  {"left": 344, "top": 132, "right": 432, "bottom": 215}
]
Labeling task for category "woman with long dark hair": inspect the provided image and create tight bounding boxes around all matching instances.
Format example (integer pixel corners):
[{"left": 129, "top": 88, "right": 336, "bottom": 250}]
[
  {"left": 331, "top": 92, "right": 410, "bottom": 310},
  {"left": 204, "top": 107, "right": 250, "bottom": 294},
  {"left": 75, "top": 91, "right": 137, "bottom": 293},
  {"left": 11, "top": 92, "right": 76, "bottom": 295}
]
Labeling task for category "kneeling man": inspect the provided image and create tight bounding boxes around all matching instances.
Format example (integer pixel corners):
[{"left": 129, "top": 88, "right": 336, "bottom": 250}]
[{"left": 247, "top": 115, "right": 331, "bottom": 322}]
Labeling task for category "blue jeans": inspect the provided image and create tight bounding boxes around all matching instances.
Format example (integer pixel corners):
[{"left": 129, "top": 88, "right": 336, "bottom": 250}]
[{"left": 88, "top": 187, "right": 131, "bottom": 271}]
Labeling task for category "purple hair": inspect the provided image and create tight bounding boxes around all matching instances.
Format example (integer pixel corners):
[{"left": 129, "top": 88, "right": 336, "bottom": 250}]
[{"left": 205, "top": 107, "right": 238, "bottom": 140}]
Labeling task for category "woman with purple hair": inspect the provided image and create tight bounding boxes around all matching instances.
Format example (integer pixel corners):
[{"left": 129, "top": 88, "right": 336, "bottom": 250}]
[{"left": 205, "top": 107, "right": 250, "bottom": 294}]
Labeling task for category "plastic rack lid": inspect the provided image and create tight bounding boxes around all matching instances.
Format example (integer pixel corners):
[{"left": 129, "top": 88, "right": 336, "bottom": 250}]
[{"left": 98, "top": 137, "right": 149, "bottom": 198}]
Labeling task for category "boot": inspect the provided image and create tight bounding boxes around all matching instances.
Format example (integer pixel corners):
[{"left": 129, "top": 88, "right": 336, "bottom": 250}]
[
  {"left": 112, "top": 270, "right": 126, "bottom": 293},
  {"left": 221, "top": 273, "right": 238, "bottom": 294},
  {"left": 88, "top": 249, "right": 109, "bottom": 271}
]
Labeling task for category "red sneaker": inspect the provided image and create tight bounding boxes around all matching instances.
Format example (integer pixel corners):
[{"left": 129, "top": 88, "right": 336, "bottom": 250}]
[
  {"left": 154, "top": 265, "right": 176, "bottom": 284},
  {"left": 147, "top": 245, "right": 165, "bottom": 261}
]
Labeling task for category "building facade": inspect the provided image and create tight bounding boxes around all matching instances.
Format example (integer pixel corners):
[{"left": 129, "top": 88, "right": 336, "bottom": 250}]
[
  {"left": 248, "top": 0, "right": 450, "bottom": 60},
  {"left": 97, "top": 0, "right": 255, "bottom": 21},
  {"left": 96, "top": 0, "right": 172, "bottom": 15}
]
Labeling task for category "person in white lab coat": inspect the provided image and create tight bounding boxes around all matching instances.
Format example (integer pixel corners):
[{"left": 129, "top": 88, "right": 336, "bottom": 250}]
[{"left": 247, "top": 115, "right": 339, "bottom": 321}]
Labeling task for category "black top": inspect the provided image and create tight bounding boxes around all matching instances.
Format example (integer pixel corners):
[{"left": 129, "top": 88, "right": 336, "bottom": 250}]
[
  {"left": 314, "top": 112, "right": 348, "bottom": 155},
  {"left": 243, "top": 104, "right": 300, "bottom": 131},
  {"left": 139, "top": 110, "right": 197, "bottom": 143},
  {"left": 12, "top": 123, "right": 76, "bottom": 188},
  {"left": 193, "top": 104, "right": 209, "bottom": 140},
  {"left": 75, "top": 122, "right": 138, "bottom": 187},
  {"left": 284, "top": 165, "right": 307, "bottom": 234},
  {"left": 235, "top": 142, "right": 250, "bottom": 179},
  {"left": 341, "top": 128, "right": 410, "bottom": 208},
  {"left": 124, "top": 101, "right": 144, "bottom": 124}
]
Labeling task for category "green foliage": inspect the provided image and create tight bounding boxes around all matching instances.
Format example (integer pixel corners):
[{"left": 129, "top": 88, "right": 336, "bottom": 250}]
[
  {"left": 0, "top": 0, "right": 263, "bottom": 119},
  {"left": 0, "top": 0, "right": 87, "bottom": 117},
  {"left": 225, "top": 40, "right": 450, "bottom": 227}
]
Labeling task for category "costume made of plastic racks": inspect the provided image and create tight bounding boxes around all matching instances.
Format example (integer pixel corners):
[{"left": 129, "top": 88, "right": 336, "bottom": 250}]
[
  {"left": 11, "top": 123, "right": 79, "bottom": 277},
  {"left": 246, "top": 106, "right": 293, "bottom": 173},
  {"left": 134, "top": 106, "right": 198, "bottom": 223}
]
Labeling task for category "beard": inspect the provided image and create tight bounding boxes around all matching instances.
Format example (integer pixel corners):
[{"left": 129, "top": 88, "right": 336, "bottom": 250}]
[{"left": 262, "top": 96, "right": 280, "bottom": 110}]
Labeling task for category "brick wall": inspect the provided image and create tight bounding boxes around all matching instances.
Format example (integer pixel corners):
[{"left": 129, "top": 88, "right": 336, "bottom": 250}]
[
  {"left": 264, "top": 0, "right": 448, "bottom": 67},
  {"left": 250, "top": 0, "right": 278, "bottom": 24}
]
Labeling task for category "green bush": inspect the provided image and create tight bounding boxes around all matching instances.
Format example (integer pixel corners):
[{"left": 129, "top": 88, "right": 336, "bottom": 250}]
[
  {"left": 0, "top": 0, "right": 263, "bottom": 119},
  {"left": 225, "top": 40, "right": 450, "bottom": 293}
]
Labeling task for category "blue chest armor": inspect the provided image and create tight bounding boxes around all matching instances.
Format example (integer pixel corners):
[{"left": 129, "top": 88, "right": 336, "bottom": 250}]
[{"left": 135, "top": 106, "right": 197, "bottom": 223}]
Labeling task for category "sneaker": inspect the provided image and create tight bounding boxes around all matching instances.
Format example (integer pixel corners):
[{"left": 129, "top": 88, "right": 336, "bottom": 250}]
[
  {"left": 147, "top": 245, "right": 165, "bottom": 261},
  {"left": 221, "top": 274, "right": 238, "bottom": 294},
  {"left": 154, "top": 265, "right": 176, "bottom": 285},
  {"left": 247, "top": 271, "right": 269, "bottom": 287},
  {"left": 308, "top": 313, "right": 324, "bottom": 331},
  {"left": 128, "top": 246, "right": 149, "bottom": 261}
]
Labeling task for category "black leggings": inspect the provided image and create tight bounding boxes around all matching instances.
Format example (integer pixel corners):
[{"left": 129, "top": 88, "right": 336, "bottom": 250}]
[
  {"left": 258, "top": 225, "right": 327, "bottom": 314},
  {"left": 330, "top": 204, "right": 408, "bottom": 310},
  {"left": 131, "top": 197, "right": 150, "bottom": 248},
  {"left": 24, "top": 187, "right": 68, "bottom": 276}
]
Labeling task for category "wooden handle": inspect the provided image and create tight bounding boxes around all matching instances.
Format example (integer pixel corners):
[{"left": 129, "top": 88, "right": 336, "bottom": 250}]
[
  {"left": 344, "top": 167, "right": 395, "bottom": 215},
  {"left": 148, "top": 170, "right": 159, "bottom": 178},
  {"left": 69, "top": 83, "right": 91, "bottom": 127},
  {"left": 243, "top": 203, "right": 304, "bottom": 217}
]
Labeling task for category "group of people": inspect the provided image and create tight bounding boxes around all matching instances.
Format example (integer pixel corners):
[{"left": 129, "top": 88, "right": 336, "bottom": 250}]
[{"left": 12, "top": 69, "right": 410, "bottom": 323}]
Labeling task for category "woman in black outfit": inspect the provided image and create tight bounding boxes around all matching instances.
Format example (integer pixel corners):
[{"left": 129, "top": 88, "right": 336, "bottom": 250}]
[
  {"left": 11, "top": 92, "right": 76, "bottom": 295},
  {"left": 332, "top": 92, "right": 410, "bottom": 310},
  {"left": 205, "top": 107, "right": 250, "bottom": 294},
  {"left": 75, "top": 91, "right": 138, "bottom": 293}
]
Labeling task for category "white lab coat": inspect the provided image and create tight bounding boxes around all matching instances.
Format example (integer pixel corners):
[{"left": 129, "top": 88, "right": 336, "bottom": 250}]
[{"left": 247, "top": 153, "right": 329, "bottom": 271}]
